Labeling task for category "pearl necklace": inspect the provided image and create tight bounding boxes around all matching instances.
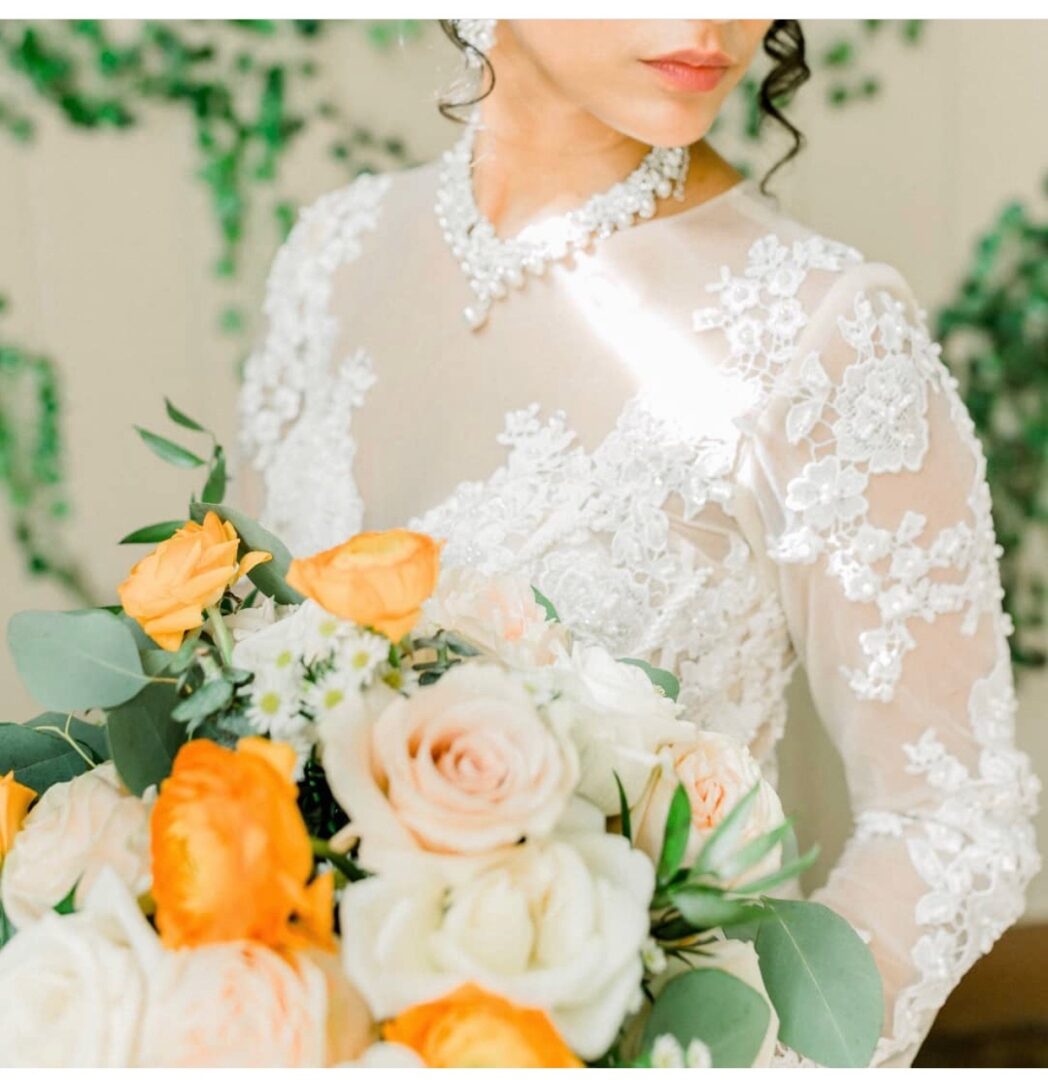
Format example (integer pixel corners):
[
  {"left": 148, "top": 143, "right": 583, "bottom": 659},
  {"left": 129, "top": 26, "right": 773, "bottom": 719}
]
[{"left": 436, "top": 113, "right": 691, "bottom": 330}]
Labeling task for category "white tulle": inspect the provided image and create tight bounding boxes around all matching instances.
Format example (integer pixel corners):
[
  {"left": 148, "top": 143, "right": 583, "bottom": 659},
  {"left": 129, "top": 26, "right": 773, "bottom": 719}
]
[{"left": 237, "top": 163, "right": 1041, "bottom": 1067}]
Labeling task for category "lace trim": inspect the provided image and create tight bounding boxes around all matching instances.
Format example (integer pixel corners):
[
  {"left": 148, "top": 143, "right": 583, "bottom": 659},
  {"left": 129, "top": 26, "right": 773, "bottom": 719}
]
[{"left": 238, "top": 173, "right": 391, "bottom": 553}]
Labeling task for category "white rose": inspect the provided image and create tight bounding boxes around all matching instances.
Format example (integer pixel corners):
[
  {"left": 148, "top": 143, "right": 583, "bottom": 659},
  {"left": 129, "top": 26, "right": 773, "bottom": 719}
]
[
  {"left": 0, "top": 869, "right": 151, "bottom": 1065},
  {"left": 340, "top": 800, "right": 654, "bottom": 1060},
  {"left": 137, "top": 941, "right": 335, "bottom": 1067},
  {"left": 1, "top": 762, "right": 149, "bottom": 928},
  {"left": 550, "top": 642, "right": 692, "bottom": 815},
  {"left": 633, "top": 731, "right": 784, "bottom": 885},
  {"left": 320, "top": 663, "right": 578, "bottom": 867},
  {"left": 420, "top": 566, "right": 570, "bottom": 668}
]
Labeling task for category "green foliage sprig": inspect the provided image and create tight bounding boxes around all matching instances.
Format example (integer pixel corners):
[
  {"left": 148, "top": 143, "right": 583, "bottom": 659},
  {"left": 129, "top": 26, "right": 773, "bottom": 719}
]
[{"left": 939, "top": 194, "right": 1048, "bottom": 668}]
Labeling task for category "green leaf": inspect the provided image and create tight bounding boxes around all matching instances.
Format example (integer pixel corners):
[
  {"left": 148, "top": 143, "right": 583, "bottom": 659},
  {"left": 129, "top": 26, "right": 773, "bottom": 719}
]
[
  {"left": 170, "top": 679, "right": 234, "bottom": 723},
  {"left": 190, "top": 502, "right": 304, "bottom": 604},
  {"left": 754, "top": 899, "right": 883, "bottom": 1067},
  {"left": 690, "top": 783, "right": 761, "bottom": 878},
  {"left": 201, "top": 447, "right": 227, "bottom": 503},
  {"left": 25, "top": 712, "right": 109, "bottom": 764},
  {"left": 717, "top": 819, "right": 794, "bottom": 882},
  {"left": 642, "top": 967, "right": 771, "bottom": 1068},
  {"left": 53, "top": 885, "right": 77, "bottom": 915},
  {"left": 7, "top": 610, "right": 149, "bottom": 711},
  {"left": 530, "top": 585, "right": 559, "bottom": 622},
  {"left": 0, "top": 899, "right": 13, "bottom": 949},
  {"left": 134, "top": 426, "right": 206, "bottom": 469},
  {"left": 105, "top": 682, "right": 186, "bottom": 796},
  {"left": 0, "top": 722, "right": 93, "bottom": 792},
  {"left": 613, "top": 770, "right": 632, "bottom": 844},
  {"left": 119, "top": 520, "right": 184, "bottom": 544},
  {"left": 733, "top": 845, "right": 821, "bottom": 897},
  {"left": 164, "top": 398, "right": 207, "bottom": 432},
  {"left": 671, "top": 885, "right": 770, "bottom": 930},
  {"left": 618, "top": 657, "right": 680, "bottom": 701},
  {"left": 657, "top": 783, "right": 692, "bottom": 886}
]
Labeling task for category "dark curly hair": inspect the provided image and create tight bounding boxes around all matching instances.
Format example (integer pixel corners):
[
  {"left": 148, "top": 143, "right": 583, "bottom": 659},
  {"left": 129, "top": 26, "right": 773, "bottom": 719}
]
[{"left": 438, "top": 19, "right": 810, "bottom": 194}]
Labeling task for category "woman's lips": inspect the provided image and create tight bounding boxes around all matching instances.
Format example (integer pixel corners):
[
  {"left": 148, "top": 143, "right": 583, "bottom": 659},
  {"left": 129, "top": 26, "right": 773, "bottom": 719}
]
[{"left": 642, "top": 49, "right": 733, "bottom": 93}]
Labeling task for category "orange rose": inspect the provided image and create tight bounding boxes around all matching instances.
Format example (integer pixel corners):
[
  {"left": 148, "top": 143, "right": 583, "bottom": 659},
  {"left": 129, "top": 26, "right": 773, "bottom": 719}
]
[
  {"left": 287, "top": 529, "right": 442, "bottom": 641},
  {"left": 0, "top": 771, "right": 35, "bottom": 861},
  {"left": 382, "top": 984, "right": 582, "bottom": 1068},
  {"left": 118, "top": 512, "right": 272, "bottom": 651},
  {"left": 150, "top": 737, "right": 332, "bottom": 952}
]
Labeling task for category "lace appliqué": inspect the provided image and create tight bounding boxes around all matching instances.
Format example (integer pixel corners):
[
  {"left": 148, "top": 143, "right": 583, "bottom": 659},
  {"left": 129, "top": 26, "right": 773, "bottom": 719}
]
[
  {"left": 238, "top": 173, "right": 390, "bottom": 553},
  {"left": 410, "top": 396, "right": 796, "bottom": 754},
  {"left": 855, "top": 640, "right": 1041, "bottom": 1065}
]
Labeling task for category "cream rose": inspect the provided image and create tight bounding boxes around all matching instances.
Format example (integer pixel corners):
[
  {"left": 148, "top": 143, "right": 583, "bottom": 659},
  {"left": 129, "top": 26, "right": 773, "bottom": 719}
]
[
  {"left": 633, "top": 731, "right": 784, "bottom": 885},
  {"left": 0, "top": 870, "right": 150, "bottom": 1065},
  {"left": 138, "top": 941, "right": 339, "bottom": 1067},
  {"left": 420, "top": 567, "right": 570, "bottom": 668},
  {"left": 1, "top": 762, "right": 150, "bottom": 928},
  {"left": 320, "top": 663, "right": 578, "bottom": 866},
  {"left": 339, "top": 800, "right": 654, "bottom": 1060},
  {"left": 549, "top": 642, "right": 692, "bottom": 815}
]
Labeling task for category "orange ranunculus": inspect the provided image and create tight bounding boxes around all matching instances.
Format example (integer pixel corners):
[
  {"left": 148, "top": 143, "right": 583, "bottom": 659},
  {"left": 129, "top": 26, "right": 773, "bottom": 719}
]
[
  {"left": 382, "top": 984, "right": 582, "bottom": 1068},
  {"left": 150, "top": 736, "right": 333, "bottom": 952},
  {"left": 286, "top": 528, "right": 442, "bottom": 641},
  {"left": 117, "top": 511, "right": 271, "bottom": 651},
  {"left": 0, "top": 771, "right": 35, "bottom": 861}
]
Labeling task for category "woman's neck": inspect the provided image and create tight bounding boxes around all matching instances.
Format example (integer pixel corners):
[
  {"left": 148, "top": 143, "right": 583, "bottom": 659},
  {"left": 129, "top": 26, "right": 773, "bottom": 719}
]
[{"left": 471, "top": 33, "right": 743, "bottom": 238}]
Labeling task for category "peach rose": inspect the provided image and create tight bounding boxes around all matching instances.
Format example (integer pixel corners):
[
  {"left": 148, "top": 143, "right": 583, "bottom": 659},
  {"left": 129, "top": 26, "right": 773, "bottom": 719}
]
[
  {"left": 287, "top": 528, "right": 441, "bottom": 641},
  {"left": 0, "top": 771, "right": 35, "bottom": 861},
  {"left": 420, "top": 566, "right": 570, "bottom": 668},
  {"left": 150, "top": 736, "right": 332, "bottom": 951},
  {"left": 319, "top": 664, "right": 578, "bottom": 866},
  {"left": 118, "top": 511, "right": 271, "bottom": 650},
  {"left": 633, "top": 731, "right": 784, "bottom": 886},
  {"left": 383, "top": 984, "right": 582, "bottom": 1067},
  {"left": 1, "top": 763, "right": 149, "bottom": 928}
]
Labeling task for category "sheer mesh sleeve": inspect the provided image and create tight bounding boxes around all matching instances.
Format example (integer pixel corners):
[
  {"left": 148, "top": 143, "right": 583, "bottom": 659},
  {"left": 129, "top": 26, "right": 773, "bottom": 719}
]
[{"left": 743, "top": 263, "right": 1041, "bottom": 1065}]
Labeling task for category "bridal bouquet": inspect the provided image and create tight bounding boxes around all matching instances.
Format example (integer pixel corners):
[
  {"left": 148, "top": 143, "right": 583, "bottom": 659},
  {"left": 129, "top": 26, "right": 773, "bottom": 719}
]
[{"left": 0, "top": 403, "right": 883, "bottom": 1067}]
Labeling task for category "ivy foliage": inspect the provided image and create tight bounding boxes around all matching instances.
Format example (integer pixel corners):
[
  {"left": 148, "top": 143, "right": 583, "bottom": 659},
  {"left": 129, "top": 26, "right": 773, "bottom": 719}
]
[{"left": 938, "top": 192, "right": 1048, "bottom": 667}]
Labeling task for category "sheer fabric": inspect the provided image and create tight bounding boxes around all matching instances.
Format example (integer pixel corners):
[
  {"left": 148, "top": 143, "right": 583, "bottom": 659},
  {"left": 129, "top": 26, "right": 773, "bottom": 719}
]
[{"left": 237, "top": 161, "right": 1040, "bottom": 1066}]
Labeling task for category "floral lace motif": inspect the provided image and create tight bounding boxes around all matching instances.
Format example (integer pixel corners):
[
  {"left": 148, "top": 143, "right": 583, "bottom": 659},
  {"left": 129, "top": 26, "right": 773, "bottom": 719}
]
[
  {"left": 410, "top": 396, "right": 797, "bottom": 755},
  {"left": 696, "top": 234, "right": 1040, "bottom": 1066},
  {"left": 238, "top": 173, "right": 391, "bottom": 554}
]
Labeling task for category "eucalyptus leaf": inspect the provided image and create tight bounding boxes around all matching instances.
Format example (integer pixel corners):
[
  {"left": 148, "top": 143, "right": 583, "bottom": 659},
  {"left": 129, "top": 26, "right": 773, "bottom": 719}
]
[
  {"left": 8, "top": 610, "right": 149, "bottom": 711},
  {"left": 170, "top": 679, "right": 234, "bottom": 723},
  {"left": 135, "top": 426, "right": 206, "bottom": 469},
  {"left": 619, "top": 657, "right": 680, "bottom": 701},
  {"left": 164, "top": 397, "right": 207, "bottom": 432},
  {"left": 671, "top": 885, "right": 770, "bottom": 930},
  {"left": 106, "top": 682, "right": 186, "bottom": 796},
  {"left": 642, "top": 967, "right": 771, "bottom": 1068},
  {"left": 26, "top": 712, "right": 110, "bottom": 764},
  {"left": 657, "top": 783, "right": 692, "bottom": 886},
  {"left": 754, "top": 899, "right": 883, "bottom": 1067},
  {"left": 530, "top": 585, "right": 560, "bottom": 622},
  {"left": 190, "top": 502, "right": 303, "bottom": 604},
  {"left": 0, "top": 722, "right": 91, "bottom": 792},
  {"left": 119, "top": 520, "right": 185, "bottom": 544}
]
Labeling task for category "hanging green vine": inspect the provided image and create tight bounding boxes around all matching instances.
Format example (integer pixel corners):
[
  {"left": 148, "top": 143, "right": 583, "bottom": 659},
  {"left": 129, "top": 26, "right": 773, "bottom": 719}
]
[
  {"left": 0, "top": 297, "right": 92, "bottom": 604},
  {"left": 938, "top": 193, "right": 1048, "bottom": 668}
]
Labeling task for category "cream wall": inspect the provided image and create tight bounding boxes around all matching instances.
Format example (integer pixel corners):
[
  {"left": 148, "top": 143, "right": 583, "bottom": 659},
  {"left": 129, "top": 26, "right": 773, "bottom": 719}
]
[{"left": 0, "top": 20, "right": 1045, "bottom": 912}]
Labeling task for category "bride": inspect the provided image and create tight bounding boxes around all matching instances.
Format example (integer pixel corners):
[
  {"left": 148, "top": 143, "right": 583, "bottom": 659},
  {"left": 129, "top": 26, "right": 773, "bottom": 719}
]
[{"left": 236, "top": 19, "right": 1040, "bottom": 1066}]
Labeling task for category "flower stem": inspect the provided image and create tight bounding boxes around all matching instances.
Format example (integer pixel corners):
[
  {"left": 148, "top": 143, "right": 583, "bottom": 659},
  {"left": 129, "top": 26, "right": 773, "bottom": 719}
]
[
  {"left": 310, "top": 837, "right": 368, "bottom": 882},
  {"left": 206, "top": 604, "right": 234, "bottom": 668}
]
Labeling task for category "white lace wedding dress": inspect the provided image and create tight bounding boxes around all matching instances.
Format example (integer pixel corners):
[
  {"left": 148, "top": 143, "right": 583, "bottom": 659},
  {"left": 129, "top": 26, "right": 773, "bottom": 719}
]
[{"left": 236, "top": 157, "right": 1041, "bottom": 1066}]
